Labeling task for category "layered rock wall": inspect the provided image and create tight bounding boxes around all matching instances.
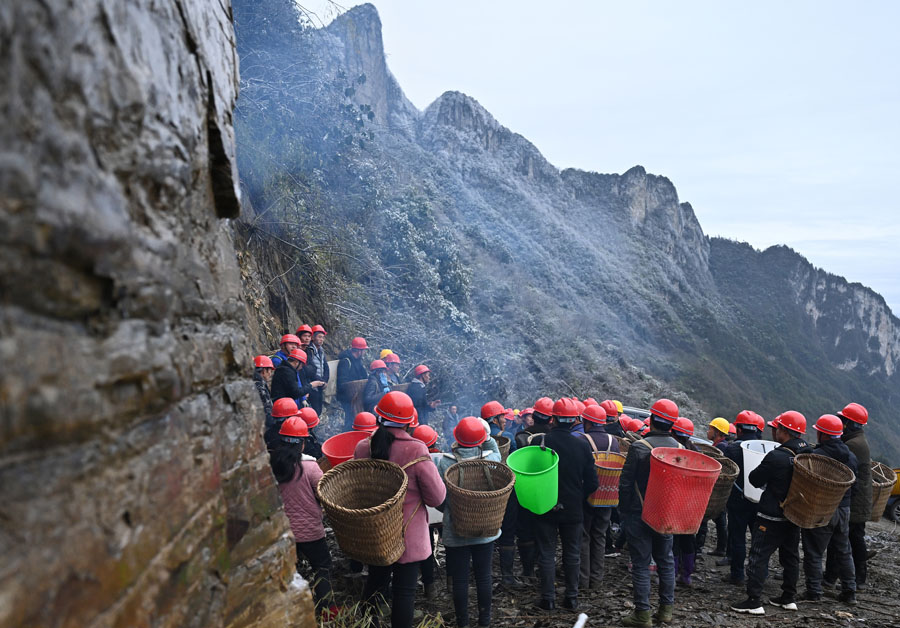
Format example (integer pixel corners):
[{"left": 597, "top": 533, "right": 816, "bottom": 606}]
[{"left": 0, "top": 1, "right": 312, "bottom": 626}]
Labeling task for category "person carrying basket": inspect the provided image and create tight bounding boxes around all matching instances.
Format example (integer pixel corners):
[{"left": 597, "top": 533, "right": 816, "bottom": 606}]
[{"left": 354, "top": 391, "right": 446, "bottom": 628}]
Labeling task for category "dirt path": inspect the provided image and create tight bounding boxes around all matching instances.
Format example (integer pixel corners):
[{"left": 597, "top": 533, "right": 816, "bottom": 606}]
[{"left": 325, "top": 518, "right": 900, "bottom": 627}]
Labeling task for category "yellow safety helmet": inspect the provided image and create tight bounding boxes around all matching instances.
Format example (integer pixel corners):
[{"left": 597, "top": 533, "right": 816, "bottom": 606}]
[
  {"left": 613, "top": 400, "right": 624, "bottom": 414},
  {"left": 709, "top": 417, "right": 730, "bottom": 435},
  {"left": 380, "top": 349, "right": 393, "bottom": 359}
]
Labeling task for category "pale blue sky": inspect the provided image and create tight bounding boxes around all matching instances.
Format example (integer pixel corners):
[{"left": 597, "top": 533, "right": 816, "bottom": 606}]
[{"left": 309, "top": 1, "right": 900, "bottom": 313}]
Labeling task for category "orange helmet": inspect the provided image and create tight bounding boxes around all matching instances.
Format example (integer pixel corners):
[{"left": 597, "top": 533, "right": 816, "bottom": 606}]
[{"left": 351, "top": 337, "right": 368, "bottom": 349}]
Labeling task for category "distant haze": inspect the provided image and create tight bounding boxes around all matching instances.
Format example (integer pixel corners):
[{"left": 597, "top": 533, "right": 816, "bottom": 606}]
[{"left": 305, "top": 1, "right": 900, "bottom": 314}]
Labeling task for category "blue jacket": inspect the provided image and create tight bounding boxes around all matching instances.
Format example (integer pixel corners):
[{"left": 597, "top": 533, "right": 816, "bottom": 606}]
[
  {"left": 270, "top": 349, "right": 291, "bottom": 368},
  {"left": 436, "top": 443, "right": 502, "bottom": 546}
]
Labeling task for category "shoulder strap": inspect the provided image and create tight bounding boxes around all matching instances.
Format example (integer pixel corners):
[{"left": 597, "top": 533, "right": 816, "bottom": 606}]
[
  {"left": 581, "top": 432, "right": 598, "bottom": 452},
  {"left": 527, "top": 433, "right": 547, "bottom": 446},
  {"left": 605, "top": 436, "right": 613, "bottom": 453},
  {"left": 401, "top": 455, "right": 432, "bottom": 470}
]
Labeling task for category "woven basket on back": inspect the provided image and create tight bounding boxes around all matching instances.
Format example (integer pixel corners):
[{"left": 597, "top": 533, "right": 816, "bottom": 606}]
[
  {"left": 704, "top": 456, "right": 739, "bottom": 519},
  {"left": 588, "top": 451, "right": 627, "bottom": 507},
  {"left": 316, "top": 458, "right": 408, "bottom": 566},
  {"left": 616, "top": 436, "right": 630, "bottom": 456},
  {"left": 445, "top": 459, "right": 515, "bottom": 537},
  {"left": 782, "top": 454, "right": 856, "bottom": 529},
  {"left": 495, "top": 436, "right": 511, "bottom": 463},
  {"left": 317, "top": 456, "right": 332, "bottom": 473},
  {"left": 696, "top": 443, "right": 725, "bottom": 459},
  {"left": 870, "top": 461, "right": 897, "bottom": 522}
]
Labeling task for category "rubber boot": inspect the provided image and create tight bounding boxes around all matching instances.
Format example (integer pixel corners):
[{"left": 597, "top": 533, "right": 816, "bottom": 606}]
[
  {"left": 519, "top": 542, "right": 536, "bottom": 579},
  {"left": 499, "top": 546, "right": 521, "bottom": 588},
  {"left": 673, "top": 556, "right": 682, "bottom": 586},
  {"left": 622, "top": 609, "right": 652, "bottom": 627},
  {"left": 653, "top": 604, "right": 674, "bottom": 624},
  {"left": 681, "top": 554, "right": 694, "bottom": 587}
]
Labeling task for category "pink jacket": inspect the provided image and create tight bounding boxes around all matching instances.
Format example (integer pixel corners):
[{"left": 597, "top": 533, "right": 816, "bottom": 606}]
[
  {"left": 278, "top": 456, "right": 326, "bottom": 543},
  {"left": 354, "top": 428, "right": 446, "bottom": 563}
]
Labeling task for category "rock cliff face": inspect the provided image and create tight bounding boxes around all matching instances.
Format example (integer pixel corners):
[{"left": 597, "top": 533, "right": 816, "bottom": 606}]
[{"left": 0, "top": 1, "right": 313, "bottom": 627}]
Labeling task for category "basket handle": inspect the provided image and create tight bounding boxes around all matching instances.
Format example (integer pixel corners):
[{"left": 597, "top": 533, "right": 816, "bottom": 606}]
[{"left": 401, "top": 455, "right": 432, "bottom": 470}]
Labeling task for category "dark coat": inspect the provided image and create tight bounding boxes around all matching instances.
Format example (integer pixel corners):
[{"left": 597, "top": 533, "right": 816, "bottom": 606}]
[
  {"left": 605, "top": 420, "right": 625, "bottom": 438},
  {"left": 579, "top": 425, "right": 620, "bottom": 454},
  {"left": 336, "top": 348, "right": 367, "bottom": 401},
  {"left": 363, "top": 371, "right": 391, "bottom": 413},
  {"left": 271, "top": 361, "right": 313, "bottom": 405},
  {"left": 408, "top": 379, "right": 430, "bottom": 425},
  {"left": 748, "top": 437, "right": 812, "bottom": 520},
  {"left": 515, "top": 423, "right": 551, "bottom": 449},
  {"left": 619, "top": 430, "right": 681, "bottom": 517},
  {"left": 303, "top": 344, "right": 330, "bottom": 384},
  {"left": 253, "top": 370, "right": 273, "bottom": 429},
  {"left": 537, "top": 426, "right": 599, "bottom": 523},
  {"left": 812, "top": 438, "right": 858, "bottom": 509},
  {"left": 842, "top": 426, "right": 872, "bottom": 522}
]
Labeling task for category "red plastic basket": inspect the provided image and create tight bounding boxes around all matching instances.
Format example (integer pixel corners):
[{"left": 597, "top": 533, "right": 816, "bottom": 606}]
[
  {"left": 642, "top": 448, "right": 722, "bottom": 534},
  {"left": 322, "top": 431, "right": 371, "bottom": 468}
]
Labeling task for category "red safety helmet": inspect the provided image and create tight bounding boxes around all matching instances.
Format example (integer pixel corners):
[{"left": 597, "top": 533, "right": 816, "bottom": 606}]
[
  {"left": 280, "top": 334, "right": 301, "bottom": 346},
  {"left": 774, "top": 410, "right": 807, "bottom": 434},
  {"left": 279, "top": 415, "right": 309, "bottom": 439},
  {"left": 650, "top": 398, "right": 679, "bottom": 423},
  {"left": 533, "top": 397, "right": 554, "bottom": 417},
  {"left": 600, "top": 400, "right": 619, "bottom": 418},
  {"left": 581, "top": 404, "right": 608, "bottom": 424},
  {"left": 272, "top": 398, "right": 299, "bottom": 418},
  {"left": 734, "top": 410, "right": 758, "bottom": 429},
  {"left": 728, "top": 423, "right": 737, "bottom": 435},
  {"left": 629, "top": 418, "right": 644, "bottom": 433},
  {"left": 643, "top": 417, "right": 651, "bottom": 426},
  {"left": 374, "top": 391, "right": 416, "bottom": 424},
  {"left": 672, "top": 417, "right": 694, "bottom": 436},
  {"left": 481, "top": 401, "right": 505, "bottom": 419},
  {"left": 814, "top": 414, "right": 843, "bottom": 436},
  {"left": 409, "top": 409, "right": 419, "bottom": 428},
  {"left": 552, "top": 398, "right": 581, "bottom": 420},
  {"left": 295, "top": 324, "right": 313, "bottom": 335},
  {"left": 351, "top": 337, "right": 368, "bottom": 350},
  {"left": 288, "top": 349, "right": 308, "bottom": 364},
  {"left": 370, "top": 359, "right": 387, "bottom": 370},
  {"left": 521, "top": 407, "right": 534, "bottom": 416},
  {"left": 838, "top": 402, "right": 868, "bottom": 426},
  {"left": 254, "top": 355, "right": 274, "bottom": 369},
  {"left": 413, "top": 365, "right": 431, "bottom": 377},
  {"left": 767, "top": 419, "right": 777, "bottom": 429},
  {"left": 353, "top": 412, "right": 378, "bottom": 432},
  {"left": 454, "top": 416, "right": 487, "bottom": 448},
  {"left": 311, "top": 324, "right": 327, "bottom": 335},
  {"left": 413, "top": 424, "right": 439, "bottom": 448},
  {"left": 574, "top": 400, "right": 586, "bottom": 415},
  {"left": 752, "top": 412, "right": 766, "bottom": 432},
  {"left": 583, "top": 397, "right": 599, "bottom": 407},
  {"left": 298, "top": 407, "right": 319, "bottom": 429},
  {"left": 384, "top": 353, "right": 401, "bottom": 364}
]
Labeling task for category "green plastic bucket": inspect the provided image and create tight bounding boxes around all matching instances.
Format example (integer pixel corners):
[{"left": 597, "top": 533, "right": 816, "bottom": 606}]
[{"left": 506, "top": 445, "right": 559, "bottom": 514}]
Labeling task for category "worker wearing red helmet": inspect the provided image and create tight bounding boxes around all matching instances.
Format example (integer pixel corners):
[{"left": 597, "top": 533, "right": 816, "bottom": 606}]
[
  {"left": 721, "top": 410, "right": 765, "bottom": 585},
  {"left": 363, "top": 359, "right": 392, "bottom": 414},
  {"left": 304, "top": 325, "right": 330, "bottom": 415},
  {"left": 295, "top": 323, "right": 313, "bottom": 350},
  {"left": 336, "top": 337, "right": 369, "bottom": 431},
  {"left": 271, "top": 333, "right": 301, "bottom": 368},
  {"left": 533, "top": 398, "right": 599, "bottom": 612},
  {"left": 732, "top": 411, "right": 813, "bottom": 616},
  {"left": 600, "top": 400, "right": 625, "bottom": 438},
  {"left": 265, "top": 397, "right": 300, "bottom": 451},
  {"left": 383, "top": 352, "right": 403, "bottom": 386},
  {"left": 669, "top": 418, "right": 701, "bottom": 588},
  {"left": 800, "top": 415, "right": 859, "bottom": 605},
  {"left": 577, "top": 403, "right": 620, "bottom": 591},
  {"left": 408, "top": 364, "right": 440, "bottom": 426},
  {"left": 824, "top": 402, "right": 871, "bottom": 591},
  {"left": 353, "top": 391, "right": 446, "bottom": 626},
  {"left": 271, "top": 415, "right": 338, "bottom": 617},
  {"left": 253, "top": 355, "right": 275, "bottom": 427},
  {"left": 619, "top": 398, "right": 681, "bottom": 627},
  {"left": 270, "top": 348, "right": 326, "bottom": 409}
]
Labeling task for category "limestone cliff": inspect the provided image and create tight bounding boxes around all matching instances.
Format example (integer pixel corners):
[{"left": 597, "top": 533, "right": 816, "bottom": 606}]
[{"left": 0, "top": 1, "right": 313, "bottom": 626}]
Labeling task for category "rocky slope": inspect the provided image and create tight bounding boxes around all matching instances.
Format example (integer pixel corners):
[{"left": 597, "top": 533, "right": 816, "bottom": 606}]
[
  {"left": 0, "top": 1, "right": 313, "bottom": 626},
  {"left": 232, "top": 1, "right": 899, "bottom": 460}
]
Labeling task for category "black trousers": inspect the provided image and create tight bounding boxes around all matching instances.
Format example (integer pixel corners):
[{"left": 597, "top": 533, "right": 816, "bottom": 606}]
[
  {"left": 420, "top": 527, "right": 436, "bottom": 586},
  {"left": 497, "top": 489, "right": 518, "bottom": 548},
  {"left": 746, "top": 517, "right": 800, "bottom": 600},
  {"left": 296, "top": 538, "right": 333, "bottom": 609},
  {"left": 446, "top": 542, "right": 493, "bottom": 627},
  {"left": 825, "top": 520, "right": 867, "bottom": 585},
  {"left": 727, "top": 496, "right": 757, "bottom": 580},
  {"left": 803, "top": 506, "right": 855, "bottom": 594},
  {"left": 536, "top": 518, "right": 581, "bottom": 602},
  {"left": 308, "top": 388, "right": 323, "bottom": 415},
  {"left": 364, "top": 561, "right": 419, "bottom": 628},
  {"left": 696, "top": 510, "right": 728, "bottom": 550},
  {"left": 580, "top": 507, "right": 612, "bottom": 588}
]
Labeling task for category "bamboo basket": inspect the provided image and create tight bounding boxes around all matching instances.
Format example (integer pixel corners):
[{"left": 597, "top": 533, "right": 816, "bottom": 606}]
[
  {"left": 704, "top": 456, "right": 739, "bottom": 519},
  {"left": 696, "top": 443, "right": 725, "bottom": 459},
  {"left": 782, "top": 454, "right": 856, "bottom": 529},
  {"left": 340, "top": 379, "right": 368, "bottom": 416},
  {"left": 870, "top": 461, "right": 897, "bottom": 522},
  {"left": 317, "top": 456, "right": 332, "bottom": 473},
  {"left": 615, "top": 436, "right": 630, "bottom": 456},
  {"left": 316, "top": 458, "right": 408, "bottom": 565},
  {"left": 495, "top": 436, "right": 511, "bottom": 462},
  {"left": 445, "top": 459, "right": 515, "bottom": 537},
  {"left": 587, "top": 451, "right": 627, "bottom": 507}
]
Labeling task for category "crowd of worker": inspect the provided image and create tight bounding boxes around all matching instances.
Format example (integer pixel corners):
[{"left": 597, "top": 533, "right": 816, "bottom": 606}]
[{"left": 253, "top": 328, "right": 877, "bottom": 627}]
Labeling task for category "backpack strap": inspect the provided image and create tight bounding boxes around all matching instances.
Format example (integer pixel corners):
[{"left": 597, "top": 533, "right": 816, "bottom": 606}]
[
  {"left": 401, "top": 455, "right": 432, "bottom": 470},
  {"left": 581, "top": 432, "right": 598, "bottom": 452},
  {"left": 527, "top": 433, "right": 547, "bottom": 447}
]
